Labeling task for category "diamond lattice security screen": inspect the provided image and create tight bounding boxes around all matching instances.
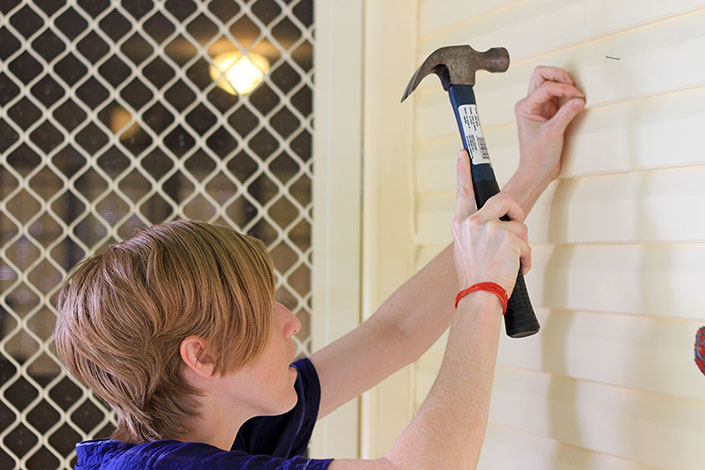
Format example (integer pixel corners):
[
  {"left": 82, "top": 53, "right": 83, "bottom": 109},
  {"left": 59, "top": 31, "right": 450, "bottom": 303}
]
[{"left": 0, "top": 0, "right": 314, "bottom": 468}]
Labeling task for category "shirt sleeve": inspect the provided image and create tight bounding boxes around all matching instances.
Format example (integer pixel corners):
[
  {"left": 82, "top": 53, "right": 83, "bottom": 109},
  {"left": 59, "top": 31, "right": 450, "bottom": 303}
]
[
  {"left": 231, "top": 357, "right": 322, "bottom": 458},
  {"left": 151, "top": 442, "right": 333, "bottom": 470}
]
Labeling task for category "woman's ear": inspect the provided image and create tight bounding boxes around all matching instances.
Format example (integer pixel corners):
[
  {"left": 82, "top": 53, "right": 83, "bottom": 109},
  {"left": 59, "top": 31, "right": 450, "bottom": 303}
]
[{"left": 180, "top": 336, "right": 216, "bottom": 378}]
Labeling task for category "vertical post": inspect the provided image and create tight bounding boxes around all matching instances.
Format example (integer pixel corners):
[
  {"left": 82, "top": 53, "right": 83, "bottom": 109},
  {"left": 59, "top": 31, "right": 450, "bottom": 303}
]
[
  {"left": 360, "top": 0, "right": 418, "bottom": 459},
  {"left": 310, "top": 0, "right": 364, "bottom": 459}
]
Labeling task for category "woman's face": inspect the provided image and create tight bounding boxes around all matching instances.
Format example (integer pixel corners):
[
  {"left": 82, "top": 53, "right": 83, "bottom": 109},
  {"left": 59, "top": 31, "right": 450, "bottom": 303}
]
[{"left": 220, "top": 301, "right": 302, "bottom": 416}]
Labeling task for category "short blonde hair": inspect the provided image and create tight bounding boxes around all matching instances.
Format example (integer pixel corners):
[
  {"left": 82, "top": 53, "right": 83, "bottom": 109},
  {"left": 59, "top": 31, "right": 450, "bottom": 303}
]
[{"left": 54, "top": 220, "right": 275, "bottom": 443}]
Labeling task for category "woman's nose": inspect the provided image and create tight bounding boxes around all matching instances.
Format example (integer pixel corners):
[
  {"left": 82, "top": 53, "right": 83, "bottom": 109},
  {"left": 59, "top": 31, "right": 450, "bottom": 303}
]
[
  {"left": 278, "top": 302, "right": 301, "bottom": 337},
  {"left": 288, "top": 310, "right": 301, "bottom": 337}
]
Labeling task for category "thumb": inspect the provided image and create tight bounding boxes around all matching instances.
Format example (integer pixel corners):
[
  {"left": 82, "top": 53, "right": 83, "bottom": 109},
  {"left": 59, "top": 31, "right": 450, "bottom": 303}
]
[
  {"left": 455, "top": 150, "right": 477, "bottom": 220},
  {"left": 547, "top": 98, "right": 585, "bottom": 135}
]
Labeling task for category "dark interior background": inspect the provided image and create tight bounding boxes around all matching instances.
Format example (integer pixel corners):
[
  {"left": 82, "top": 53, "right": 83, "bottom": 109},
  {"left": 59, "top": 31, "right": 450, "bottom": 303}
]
[{"left": 0, "top": 1, "right": 314, "bottom": 468}]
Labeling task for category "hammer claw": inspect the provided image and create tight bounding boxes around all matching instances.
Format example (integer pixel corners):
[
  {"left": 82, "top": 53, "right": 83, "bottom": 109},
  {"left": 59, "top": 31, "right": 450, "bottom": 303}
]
[{"left": 401, "top": 45, "right": 509, "bottom": 102}]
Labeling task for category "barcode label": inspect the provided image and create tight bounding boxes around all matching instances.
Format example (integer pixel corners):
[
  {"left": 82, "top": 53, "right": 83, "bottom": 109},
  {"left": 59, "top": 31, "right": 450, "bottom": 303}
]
[
  {"left": 458, "top": 104, "right": 492, "bottom": 166},
  {"left": 477, "top": 137, "right": 487, "bottom": 154}
]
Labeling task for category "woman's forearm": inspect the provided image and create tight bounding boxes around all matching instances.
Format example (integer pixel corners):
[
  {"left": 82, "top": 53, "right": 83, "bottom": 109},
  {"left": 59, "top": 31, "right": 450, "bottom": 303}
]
[
  {"left": 370, "top": 173, "right": 548, "bottom": 364},
  {"left": 386, "top": 292, "right": 503, "bottom": 470},
  {"left": 502, "top": 165, "right": 553, "bottom": 220},
  {"left": 371, "top": 243, "right": 457, "bottom": 364}
]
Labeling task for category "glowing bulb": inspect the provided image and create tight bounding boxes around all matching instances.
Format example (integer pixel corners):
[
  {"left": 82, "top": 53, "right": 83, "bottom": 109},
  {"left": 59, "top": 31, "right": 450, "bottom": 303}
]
[{"left": 210, "top": 52, "right": 270, "bottom": 95}]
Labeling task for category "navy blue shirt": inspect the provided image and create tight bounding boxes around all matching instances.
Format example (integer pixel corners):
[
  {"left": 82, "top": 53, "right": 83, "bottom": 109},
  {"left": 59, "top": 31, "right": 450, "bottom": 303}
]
[{"left": 75, "top": 358, "right": 334, "bottom": 469}]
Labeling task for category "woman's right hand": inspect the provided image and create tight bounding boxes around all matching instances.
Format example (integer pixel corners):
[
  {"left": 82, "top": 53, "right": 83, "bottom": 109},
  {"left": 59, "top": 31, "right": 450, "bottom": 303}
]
[{"left": 452, "top": 150, "right": 532, "bottom": 296}]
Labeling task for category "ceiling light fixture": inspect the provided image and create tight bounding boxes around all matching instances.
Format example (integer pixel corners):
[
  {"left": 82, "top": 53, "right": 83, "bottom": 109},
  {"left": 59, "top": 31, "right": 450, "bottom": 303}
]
[{"left": 209, "top": 51, "right": 270, "bottom": 95}]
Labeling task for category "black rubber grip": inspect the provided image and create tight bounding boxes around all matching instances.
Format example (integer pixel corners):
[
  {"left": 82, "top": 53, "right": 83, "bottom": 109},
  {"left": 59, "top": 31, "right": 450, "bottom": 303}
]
[
  {"left": 504, "top": 269, "right": 540, "bottom": 338},
  {"left": 497, "top": 213, "right": 540, "bottom": 338}
]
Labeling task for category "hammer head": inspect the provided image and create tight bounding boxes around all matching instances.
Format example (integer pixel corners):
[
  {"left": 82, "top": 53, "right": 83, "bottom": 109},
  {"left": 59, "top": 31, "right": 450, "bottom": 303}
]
[{"left": 401, "top": 45, "right": 510, "bottom": 102}]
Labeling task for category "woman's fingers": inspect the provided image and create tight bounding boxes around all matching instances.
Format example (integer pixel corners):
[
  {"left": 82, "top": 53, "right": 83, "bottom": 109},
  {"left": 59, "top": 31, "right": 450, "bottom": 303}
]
[
  {"left": 475, "top": 192, "right": 525, "bottom": 224},
  {"left": 477, "top": 194, "right": 531, "bottom": 274},
  {"left": 528, "top": 66, "right": 575, "bottom": 94},
  {"left": 520, "top": 81, "right": 585, "bottom": 118},
  {"left": 452, "top": 187, "right": 532, "bottom": 292},
  {"left": 515, "top": 232, "right": 532, "bottom": 275},
  {"left": 503, "top": 220, "right": 529, "bottom": 245},
  {"left": 546, "top": 97, "right": 586, "bottom": 134},
  {"left": 454, "top": 150, "right": 476, "bottom": 221}
]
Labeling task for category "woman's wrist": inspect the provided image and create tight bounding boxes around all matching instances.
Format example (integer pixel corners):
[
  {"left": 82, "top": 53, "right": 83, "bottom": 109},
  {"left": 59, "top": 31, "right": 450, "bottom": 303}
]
[
  {"left": 455, "top": 282, "right": 508, "bottom": 313},
  {"left": 503, "top": 164, "right": 555, "bottom": 219},
  {"left": 454, "top": 288, "right": 504, "bottom": 316}
]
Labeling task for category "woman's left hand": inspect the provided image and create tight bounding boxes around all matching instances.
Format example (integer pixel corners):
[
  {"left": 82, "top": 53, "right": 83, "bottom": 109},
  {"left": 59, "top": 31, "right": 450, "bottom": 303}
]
[{"left": 514, "top": 66, "right": 585, "bottom": 183}]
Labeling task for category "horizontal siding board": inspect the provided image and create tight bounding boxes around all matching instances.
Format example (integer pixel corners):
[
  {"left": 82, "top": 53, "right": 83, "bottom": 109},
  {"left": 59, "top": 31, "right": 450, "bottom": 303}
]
[
  {"left": 416, "top": 163, "right": 705, "bottom": 245},
  {"left": 418, "top": 0, "right": 519, "bottom": 38},
  {"left": 489, "top": 366, "right": 705, "bottom": 470},
  {"left": 498, "top": 310, "right": 705, "bottom": 401},
  {"left": 414, "top": 8, "right": 705, "bottom": 140},
  {"left": 528, "top": 244, "right": 705, "bottom": 320},
  {"left": 416, "top": 85, "right": 705, "bottom": 186},
  {"left": 420, "top": 0, "right": 705, "bottom": 64},
  {"left": 421, "top": 0, "right": 589, "bottom": 60},
  {"left": 414, "top": 361, "right": 705, "bottom": 468},
  {"left": 527, "top": 165, "right": 705, "bottom": 244},
  {"left": 479, "top": 424, "right": 658, "bottom": 470},
  {"left": 419, "top": 310, "right": 705, "bottom": 401},
  {"left": 560, "top": 86, "right": 705, "bottom": 177}
]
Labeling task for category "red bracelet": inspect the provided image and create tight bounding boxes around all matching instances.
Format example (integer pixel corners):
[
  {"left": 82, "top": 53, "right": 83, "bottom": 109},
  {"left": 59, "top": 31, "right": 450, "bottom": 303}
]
[{"left": 455, "top": 282, "right": 508, "bottom": 314}]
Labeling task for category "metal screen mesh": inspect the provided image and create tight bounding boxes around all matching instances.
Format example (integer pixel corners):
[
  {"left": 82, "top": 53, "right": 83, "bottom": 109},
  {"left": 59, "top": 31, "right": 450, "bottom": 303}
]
[{"left": 0, "top": 0, "right": 314, "bottom": 468}]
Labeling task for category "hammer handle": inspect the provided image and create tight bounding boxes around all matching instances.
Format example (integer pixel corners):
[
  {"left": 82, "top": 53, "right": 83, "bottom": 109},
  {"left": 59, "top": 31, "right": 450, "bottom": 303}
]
[{"left": 448, "top": 85, "right": 540, "bottom": 338}]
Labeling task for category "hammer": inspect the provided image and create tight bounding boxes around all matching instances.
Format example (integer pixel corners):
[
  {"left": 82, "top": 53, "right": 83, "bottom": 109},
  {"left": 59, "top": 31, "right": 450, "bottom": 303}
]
[{"left": 402, "top": 45, "right": 540, "bottom": 338}]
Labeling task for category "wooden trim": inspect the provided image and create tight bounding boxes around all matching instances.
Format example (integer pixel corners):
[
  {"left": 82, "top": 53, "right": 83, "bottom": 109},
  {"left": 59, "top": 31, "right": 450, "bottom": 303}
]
[
  {"left": 359, "top": 0, "right": 418, "bottom": 459},
  {"left": 310, "top": 0, "right": 364, "bottom": 459}
]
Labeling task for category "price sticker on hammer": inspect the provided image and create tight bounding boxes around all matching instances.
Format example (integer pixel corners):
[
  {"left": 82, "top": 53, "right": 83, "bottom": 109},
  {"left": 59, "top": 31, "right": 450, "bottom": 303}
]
[{"left": 458, "top": 104, "right": 491, "bottom": 166}]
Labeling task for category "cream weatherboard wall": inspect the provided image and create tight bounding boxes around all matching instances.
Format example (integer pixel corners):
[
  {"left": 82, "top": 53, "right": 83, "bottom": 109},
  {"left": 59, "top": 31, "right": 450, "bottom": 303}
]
[{"left": 360, "top": 0, "right": 705, "bottom": 469}]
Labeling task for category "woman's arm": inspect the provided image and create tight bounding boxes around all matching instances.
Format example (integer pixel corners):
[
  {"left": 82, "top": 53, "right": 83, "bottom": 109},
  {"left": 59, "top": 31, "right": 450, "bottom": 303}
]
[
  {"left": 310, "top": 66, "right": 584, "bottom": 422},
  {"left": 330, "top": 157, "right": 531, "bottom": 470}
]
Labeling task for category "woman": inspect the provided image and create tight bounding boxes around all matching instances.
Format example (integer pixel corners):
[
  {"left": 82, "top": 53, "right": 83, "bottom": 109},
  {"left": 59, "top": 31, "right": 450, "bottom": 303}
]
[{"left": 55, "top": 66, "right": 585, "bottom": 470}]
